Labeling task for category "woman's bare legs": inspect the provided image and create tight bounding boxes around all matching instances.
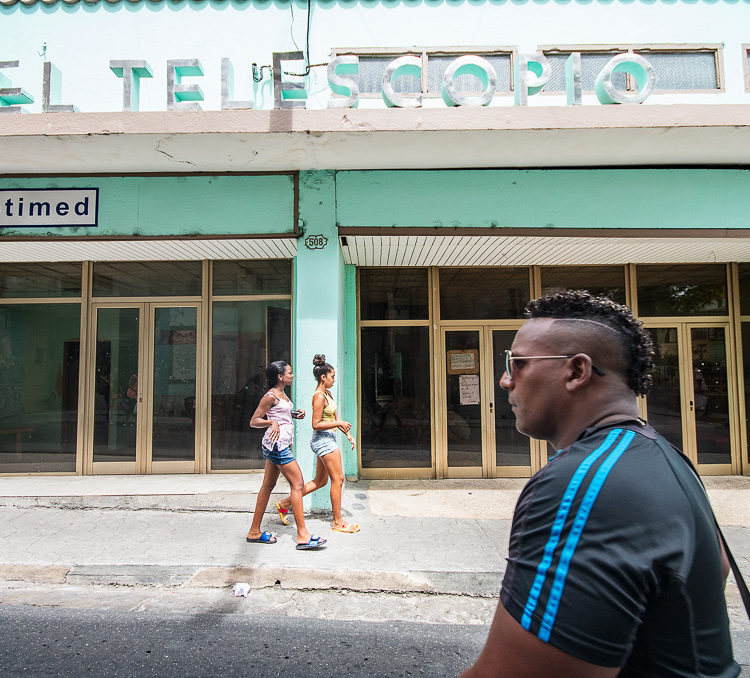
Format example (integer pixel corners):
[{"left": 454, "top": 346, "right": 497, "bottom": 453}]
[
  {"left": 278, "top": 457, "right": 329, "bottom": 512},
  {"left": 320, "top": 450, "right": 346, "bottom": 528},
  {"left": 247, "top": 460, "right": 279, "bottom": 539},
  {"left": 277, "top": 460, "right": 313, "bottom": 544}
]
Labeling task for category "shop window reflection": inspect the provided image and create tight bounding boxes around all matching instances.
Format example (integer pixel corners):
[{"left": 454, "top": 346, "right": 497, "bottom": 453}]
[
  {"left": 360, "top": 327, "right": 431, "bottom": 468},
  {"left": 152, "top": 308, "right": 198, "bottom": 463},
  {"left": 691, "top": 327, "right": 731, "bottom": 465},
  {"left": 637, "top": 264, "right": 727, "bottom": 316},
  {"left": 738, "top": 264, "right": 750, "bottom": 316},
  {"left": 445, "top": 330, "right": 482, "bottom": 468},
  {"left": 440, "top": 268, "right": 529, "bottom": 320},
  {"left": 92, "top": 308, "right": 139, "bottom": 464},
  {"left": 0, "top": 263, "right": 81, "bottom": 298},
  {"left": 212, "top": 260, "right": 292, "bottom": 296},
  {"left": 646, "top": 328, "right": 684, "bottom": 450},
  {"left": 360, "top": 268, "right": 428, "bottom": 321},
  {"left": 0, "top": 304, "right": 80, "bottom": 473},
  {"left": 540, "top": 266, "right": 626, "bottom": 305},
  {"left": 210, "top": 301, "right": 291, "bottom": 470},
  {"left": 93, "top": 261, "right": 202, "bottom": 297},
  {"left": 742, "top": 323, "right": 750, "bottom": 467}
]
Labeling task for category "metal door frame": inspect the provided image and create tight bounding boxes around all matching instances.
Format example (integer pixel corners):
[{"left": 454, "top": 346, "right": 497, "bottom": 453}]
[
  {"left": 85, "top": 302, "right": 201, "bottom": 475},
  {"left": 437, "top": 323, "right": 537, "bottom": 478},
  {"left": 644, "top": 321, "right": 737, "bottom": 475}
]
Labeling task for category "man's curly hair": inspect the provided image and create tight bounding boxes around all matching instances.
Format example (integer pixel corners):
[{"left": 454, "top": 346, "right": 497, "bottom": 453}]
[{"left": 525, "top": 290, "right": 655, "bottom": 396}]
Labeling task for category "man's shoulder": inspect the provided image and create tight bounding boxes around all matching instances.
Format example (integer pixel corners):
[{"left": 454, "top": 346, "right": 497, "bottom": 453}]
[
  {"left": 546, "top": 421, "right": 663, "bottom": 477},
  {"left": 520, "top": 421, "right": 692, "bottom": 518}
]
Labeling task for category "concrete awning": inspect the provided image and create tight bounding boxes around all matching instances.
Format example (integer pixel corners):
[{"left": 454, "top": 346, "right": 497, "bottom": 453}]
[{"left": 2, "top": 105, "right": 750, "bottom": 174}]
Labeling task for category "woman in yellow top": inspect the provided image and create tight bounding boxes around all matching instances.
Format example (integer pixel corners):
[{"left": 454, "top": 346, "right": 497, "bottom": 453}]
[{"left": 276, "top": 354, "right": 359, "bottom": 533}]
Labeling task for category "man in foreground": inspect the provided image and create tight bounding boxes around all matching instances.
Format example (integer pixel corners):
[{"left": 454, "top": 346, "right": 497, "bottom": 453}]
[{"left": 461, "top": 291, "right": 738, "bottom": 677}]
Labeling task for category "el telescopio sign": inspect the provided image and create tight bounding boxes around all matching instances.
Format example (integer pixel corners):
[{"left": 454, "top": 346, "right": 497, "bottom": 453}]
[{"left": 0, "top": 50, "right": 655, "bottom": 113}]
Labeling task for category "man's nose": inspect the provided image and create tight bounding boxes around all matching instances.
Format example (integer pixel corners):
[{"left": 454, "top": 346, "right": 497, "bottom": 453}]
[{"left": 499, "top": 371, "right": 512, "bottom": 390}]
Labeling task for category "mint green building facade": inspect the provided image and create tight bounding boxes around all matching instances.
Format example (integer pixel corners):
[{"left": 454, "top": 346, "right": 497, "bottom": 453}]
[
  {"left": 4, "top": 0, "right": 750, "bottom": 485},
  {"left": 2, "top": 168, "right": 750, "bottom": 488}
]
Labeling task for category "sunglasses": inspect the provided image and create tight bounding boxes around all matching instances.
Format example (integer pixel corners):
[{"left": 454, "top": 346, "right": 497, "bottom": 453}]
[{"left": 504, "top": 350, "right": 606, "bottom": 378}]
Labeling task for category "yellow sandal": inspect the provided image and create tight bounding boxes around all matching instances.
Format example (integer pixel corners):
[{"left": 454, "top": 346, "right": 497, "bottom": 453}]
[{"left": 275, "top": 501, "right": 290, "bottom": 526}]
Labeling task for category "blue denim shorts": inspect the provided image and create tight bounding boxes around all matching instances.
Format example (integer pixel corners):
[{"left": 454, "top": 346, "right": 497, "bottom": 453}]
[
  {"left": 310, "top": 430, "right": 338, "bottom": 457},
  {"left": 261, "top": 443, "right": 295, "bottom": 466}
]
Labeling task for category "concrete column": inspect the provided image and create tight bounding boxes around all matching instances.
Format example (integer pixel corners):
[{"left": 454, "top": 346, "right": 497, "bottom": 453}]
[{"left": 294, "top": 170, "right": 355, "bottom": 511}]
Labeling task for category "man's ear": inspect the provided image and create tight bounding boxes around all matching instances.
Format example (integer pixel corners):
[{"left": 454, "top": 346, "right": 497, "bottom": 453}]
[{"left": 565, "top": 354, "right": 594, "bottom": 392}]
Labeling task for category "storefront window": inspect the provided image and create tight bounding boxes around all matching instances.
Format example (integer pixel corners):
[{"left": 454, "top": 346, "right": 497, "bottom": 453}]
[
  {"left": 636, "top": 264, "right": 727, "bottom": 316},
  {"left": 742, "top": 322, "right": 750, "bottom": 466},
  {"left": 359, "top": 268, "right": 428, "bottom": 321},
  {"left": 92, "top": 307, "right": 140, "bottom": 465},
  {"left": 0, "top": 263, "right": 81, "bottom": 298},
  {"left": 646, "top": 327, "right": 683, "bottom": 450},
  {"left": 213, "top": 260, "right": 292, "bottom": 296},
  {"left": 210, "top": 300, "right": 291, "bottom": 470},
  {"left": 152, "top": 307, "right": 198, "bottom": 463},
  {"left": 540, "top": 266, "right": 626, "bottom": 304},
  {"left": 440, "top": 268, "right": 530, "bottom": 319},
  {"left": 360, "top": 326, "right": 431, "bottom": 468},
  {"left": 445, "top": 330, "right": 482, "bottom": 468},
  {"left": 0, "top": 304, "right": 80, "bottom": 473},
  {"left": 93, "top": 261, "right": 202, "bottom": 297},
  {"left": 738, "top": 264, "right": 750, "bottom": 316}
]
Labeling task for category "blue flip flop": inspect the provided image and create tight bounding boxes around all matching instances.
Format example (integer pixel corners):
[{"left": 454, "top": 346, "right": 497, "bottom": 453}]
[
  {"left": 246, "top": 531, "right": 277, "bottom": 544},
  {"left": 296, "top": 535, "right": 327, "bottom": 550}
]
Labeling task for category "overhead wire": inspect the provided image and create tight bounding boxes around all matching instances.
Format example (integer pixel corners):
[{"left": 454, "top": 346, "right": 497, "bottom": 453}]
[
  {"left": 284, "top": 0, "right": 315, "bottom": 77},
  {"left": 252, "top": 0, "right": 321, "bottom": 83}
]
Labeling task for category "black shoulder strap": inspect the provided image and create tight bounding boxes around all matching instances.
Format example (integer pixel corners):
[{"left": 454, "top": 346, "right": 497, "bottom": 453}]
[
  {"left": 717, "top": 527, "right": 750, "bottom": 617},
  {"left": 651, "top": 434, "right": 750, "bottom": 620}
]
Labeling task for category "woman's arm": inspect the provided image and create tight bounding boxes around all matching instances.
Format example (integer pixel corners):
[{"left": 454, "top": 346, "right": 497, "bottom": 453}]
[{"left": 250, "top": 393, "right": 280, "bottom": 440}]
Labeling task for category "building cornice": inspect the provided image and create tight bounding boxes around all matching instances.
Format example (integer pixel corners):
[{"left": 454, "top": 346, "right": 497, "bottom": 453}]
[{"left": 2, "top": 105, "right": 750, "bottom": 173}]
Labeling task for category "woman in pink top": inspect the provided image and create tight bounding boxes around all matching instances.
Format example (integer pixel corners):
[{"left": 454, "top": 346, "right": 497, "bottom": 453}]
[{"left": 246, "top": 361, "right": 326, "bottom": 550}]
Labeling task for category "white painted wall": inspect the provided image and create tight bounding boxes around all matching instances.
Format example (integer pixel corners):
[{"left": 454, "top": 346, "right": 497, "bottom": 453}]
[{"left": 1, "top": 0, "right": 748, "bottom": 113}]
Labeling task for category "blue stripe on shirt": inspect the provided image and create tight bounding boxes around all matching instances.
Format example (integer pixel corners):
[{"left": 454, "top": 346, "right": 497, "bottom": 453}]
[
  {"left": 520, "top": 428, "right": 624, "bottom": 631},
  {"left": 537, "top": 429, "right": 636, "bottom": 642}
]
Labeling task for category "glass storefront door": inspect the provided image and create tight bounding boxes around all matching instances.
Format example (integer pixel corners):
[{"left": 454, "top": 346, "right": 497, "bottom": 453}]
[
  {"left": 440, "top": 325, "right": 535, "bottom": 478},
  {"left": 646, "top": 323, "right": 736, "bottom": 474},
  {"left": 443, "top": 329, "right": 485, "bottom": 477},
  {"left": 89, "top": 303, "right": 200, "bottom": 474},
  {"left": 490, "top": 328, "right": 535, "bottom": 474}
]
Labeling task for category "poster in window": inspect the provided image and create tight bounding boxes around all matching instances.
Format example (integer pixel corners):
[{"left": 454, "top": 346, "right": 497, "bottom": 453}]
[
  {"left": 447, "top": 349, "right": 479, "bottom": 375},
  {"left": 459, "top": 374, "right": 480, "bottom": 405}
]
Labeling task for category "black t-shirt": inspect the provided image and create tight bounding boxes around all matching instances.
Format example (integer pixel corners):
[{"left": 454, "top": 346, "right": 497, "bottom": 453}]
[{"left": 500, "top": 420, "right": 739, "bottom": 677}]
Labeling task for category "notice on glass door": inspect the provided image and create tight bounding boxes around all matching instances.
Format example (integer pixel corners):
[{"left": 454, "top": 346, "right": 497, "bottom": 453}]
[
  {"left": 459, "top": 374, "right": 480, "bottom": 405},
  {"left": 447, "top": 349, "right": 479, "bottom": 374}
]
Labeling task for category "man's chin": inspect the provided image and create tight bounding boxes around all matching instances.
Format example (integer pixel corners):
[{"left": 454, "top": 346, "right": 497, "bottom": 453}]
[
  {"left": 514, "top": 420, "right": 536, "bottom": 440},
  {"left": 514, "top": 420, "right": 527, "bottom": 436}
]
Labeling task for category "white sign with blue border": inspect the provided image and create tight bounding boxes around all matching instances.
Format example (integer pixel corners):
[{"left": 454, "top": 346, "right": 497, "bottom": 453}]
[{"left": 0, "top": 188, "right": 98, "bottom": 228}]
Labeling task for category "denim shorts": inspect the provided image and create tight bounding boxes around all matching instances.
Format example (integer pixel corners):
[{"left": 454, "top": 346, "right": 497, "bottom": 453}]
[
  {"left": 261, "top": 443, "right": 296, "bottom": 466},
  {"left": 310, "top": 430, "right": 338, "bottom": 457}
]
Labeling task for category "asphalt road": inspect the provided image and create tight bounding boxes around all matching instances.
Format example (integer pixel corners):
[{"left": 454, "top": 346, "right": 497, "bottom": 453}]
[
  {"left": 1, "top": 595, "right": 748, "bottom": 677},
  {"left": 0, "top": 605, "right": 485, "bottom": 677}
]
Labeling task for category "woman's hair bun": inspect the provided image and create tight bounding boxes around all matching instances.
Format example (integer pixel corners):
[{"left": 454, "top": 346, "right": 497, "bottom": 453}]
[{"left": 313, "top": 354, "right": 326, "bottom": 366}]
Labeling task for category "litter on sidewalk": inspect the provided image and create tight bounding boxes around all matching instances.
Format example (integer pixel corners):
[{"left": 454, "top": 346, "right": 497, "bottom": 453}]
[{"left": 233, "top": 583, "right": 251, "bottom": 597}]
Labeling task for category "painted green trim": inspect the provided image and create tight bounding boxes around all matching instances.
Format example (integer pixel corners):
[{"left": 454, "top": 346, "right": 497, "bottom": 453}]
[
  {"left": 294, "top": 170, "right": 343, "bottom": 512},
  {"left": 0, "top": 175, "right": 295, "bottom": 237},
  {"left": 335, "top": 169, "right": 750, "bottom": 230}
]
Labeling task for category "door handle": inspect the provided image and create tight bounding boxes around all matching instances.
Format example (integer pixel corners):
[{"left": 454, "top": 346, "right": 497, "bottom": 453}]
[
  {"left": 689, "top": 400, "right": 694, "bottom": 412},
  {"left": 490, "top": 402, "right": 494, "bottom": 413}
]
